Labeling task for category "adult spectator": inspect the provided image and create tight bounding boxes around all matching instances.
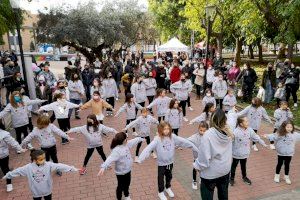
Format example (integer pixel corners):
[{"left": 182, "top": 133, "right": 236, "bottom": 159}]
[
  {"left": 237, "top": 62, "right": 258, "bottom": 102},
  {"left": 181, "top": 60, "right": 194, "bottom": 81},
  {"left": 35, "top": 75, "right": 52, "bottom": 105},
  {"left": 261, "top": 62, "right": 276, "bottom": 103},
  {"left": 213, "top": 53, "right": 224, "bottom": 70},
  {"left": 124, "top": 59, "right": 133, "bottom": 75},
  {"left": 3, "top": 61, "right": 20, "bottom": 98},
  {"left": 68, "top": 73, "right": 85, "bottom": 119},
  {"left": 193, "top": 62, "right": 205, "bottom": 99},
  {"left": 114, "top": 56, "right": 123, "bottom": 93},
  {"left": 81, "top": 64, "right": 94, "bottom": 101},
  {"left": 227, "top": 61, "right": 240, "bottom": 90},
  {"left": 11, "top": 72, "right": 26, "bottom": 92},
  {"left": 156, "top": 61, "right": 167, "bottom": 89},
  {"left": 39, "top": 62, "right": 57, "bottom": 90},
  {"left": 64, "top": 61, "right": 78, "bottom": 81},
  {"left": 169, "top": 58, "right": 181, "bottom": 84}
]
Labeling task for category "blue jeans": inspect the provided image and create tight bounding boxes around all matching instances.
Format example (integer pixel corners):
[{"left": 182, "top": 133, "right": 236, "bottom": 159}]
[
  {"left": 69, "top": 99, "right": 81, "bottom": 118},
  {"left": 264, "top": 80, "right": 274, "bottom": 103}
]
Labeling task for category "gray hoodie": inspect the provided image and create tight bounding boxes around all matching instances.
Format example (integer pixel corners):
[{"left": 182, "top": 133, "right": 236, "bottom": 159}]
[
  {"left": 39, "top": 100, "right": 79, "bottom": 119},
  {"left": 115, "top": 102, "right": 143, "bottom": 120},
  {"left": 226, "top": 109, "right": 238, "bottom": 132},
  {"left": 266, "top": 132, "right": 300, "bottom": 156},
  {"left": 274, "top": 108, "right": 293, "bottom": 129},
  {"left": 147, "top": 96, "right": 172, "bottom": 117},
  {"left": 202, "top": 96, "right": 216, "bottom": 107},
  {"left": 102, "top": 78, "right": 118, "bottom": 99},
  {"left": 165, "top": 109, "right": 183, "bottom": 129},
  {"left": 130, "top": 82, "right": 147, "bottom": 103},
  {"left": 222, "top": 94, "right": 237, "bottom": 112},
  {"left": 0, "top": 99, "right": 45, "bottom": 128},
  {"left": 170, "top": 80, "right": 192, "bottom": 101},
  {"left": 144, "top": 78, "right": 157, "bottom": 96},
  {"left": 187, "top": 133, "right": 203, "bottom": 159},
  {"left": 68, "top": 124, "right": 117, "bottom": 148},
  {"left": 238, "top": 105, "right": 272, "bottom": 130},
  {"left": 232, "top": 127, "right": 266, "bottom": 159},
  {"left": 68, "top": 80, "right": 85, "bottom": 100},
  {"left": 101, "top": 137, "right": 144, "bottom": 175},
  {"left": 21, "top": 124, "right": 69, "bottom": 148},
  {"left": 206, "top": 68, "right": 215, "bottom": 83},
  {"left": 138, "top": 134, "right": 198, "bottom": 166},
  {"left": 125, "top": 115, "right": 159, "bottom": 137},
  {"left": 190, "top": 112, "right": 211, "bottom": 125},
  {"left": 0, "top": 130, "right": 22, "bottom": 159},
  {"left": 3, "top": 162, "right": 77, "bottom": 198},
  {"left": 212, "top": 80, "right": 228, "bottom": 99},
  {"left": 193, "top": 127, "right": 232, "bottom": 179}
]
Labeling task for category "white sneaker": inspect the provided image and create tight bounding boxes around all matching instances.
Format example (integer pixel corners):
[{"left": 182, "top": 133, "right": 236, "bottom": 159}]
[
  {"left": 294, "top": 103, "right": 298, "bottom": 108},
  {"left": 192, "top": 181, "right": 198, "bottom": 190},
  {"left": 285, "top": 175, "right": 291, "bottom": 185},
  {"left": 165, "top": 188, "right": 174, "bottom": 198},
  {"left": 134, "top": 156, "right": 139, "bottom": 163},
  {"left": 274, "top": 174, "right": 280, "bottom": 183},
  {"left": 6, "top": 184, "right": 13, "bottom": 192},
  {"left": 189, "top": 107, "right": 194, "bottom": 111},
  {"left": 270, "top": 144, "right": 276, "bottom": 150},
  {"left": 252, "top": 144, "right": 258, "bottom": 151},
  {"left": 183, "top": 117, "right": 189, "bottom": 122},
  {"left": 151, "top": 152, "right": 157, "bottom": 159},
  {"left": 132, "top": 132, "right": 139, "bottom": 137},
  {"left": 124, "top": 196, "right": 131, "bottom": 200},
  {"left": 27, "top": 143, "right": 34, "bottom": 150},
  {"left": 158, "top": 192, "right": 167, "bottom": 200}
]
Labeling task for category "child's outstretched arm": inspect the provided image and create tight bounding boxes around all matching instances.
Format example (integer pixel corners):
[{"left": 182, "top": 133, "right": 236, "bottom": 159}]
[
  {"left": 262, "top": 108, "right": 273, "bottom": 124},
  {"left": 250, "top": 129, "right": 267, "bottom": 147},
  {"left": 237, "top": 105, "right": 250, "bottom": 117},
  {"left": 149, "top": 115, "right": 159, "bottom": 125},
  {"left": 127, "top": 137, "right": 145, "bottom": 149},
  {"left": 124, "top": 118, "right": 139, "bottom": 132},
  {"left": 99, "top": 150, "right": 120, "bottom": 175},
  {"left": 138, "top": 139, "right": 157, "bottom": 163},
  {"left": 50, "top": 124, "right": 72, "bottom": 140},
  {"left": 38, "top": 103, "right": 54, "bottom": 112},
  {"left": 173, "top": 134, "right": 199, "bottom": 158},
  {"left": 67, "top": 126, "right": 83, "bottom": 134},
  {"left": 3, "top": 131, "right": 25, "bottom": 152},
  {"left": 147, "top": 99, "right": 157, "bottom": 109},
  {"left": 24, "top": 99, "right": 47, "bottom": 106},
  {"left": 101, "top": 125, "right": 118, "bottom": 135},
  {"left": 114, "top": 104, "right": 126, "bottom": 117},
  {"left": 49, "top": 162, "right": 78, "bottom": 173},
  {"left": 0, "top": 105, "right": 11, "bottom": 119},
  {"left": 3, "top": 165, "right": 29, "bottom": 179},
  {"left": 189, "top": 115, "right": 204, "bottom": 125},
  {"left": 21, "top": 130, "right": 37, "bottom": 147},
  {"left": 264, "top": 133, "right": 277, "bottom": 141}
]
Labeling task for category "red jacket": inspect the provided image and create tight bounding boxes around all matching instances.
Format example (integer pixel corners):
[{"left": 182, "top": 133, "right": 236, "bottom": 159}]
[{"left": 170, "top": 66, "right": 181, "bottom": 83}]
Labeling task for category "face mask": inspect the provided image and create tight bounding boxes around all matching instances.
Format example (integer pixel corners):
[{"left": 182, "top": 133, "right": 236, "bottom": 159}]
[
  {"left": 243, "top": 66, "right": 247, "bottom": 70},
  {"left": 59, "top": 86, "right": 65, "bottom": 89},
  {"left": 93, "top": 96, "right": 100, "bottom": 100},
  {"left": 252, "top": 103, "right": 256, "bottom": 107},
  {"left": 200, "top": 65, "right": 204, "bottom": 69},
  {"left": 87, "top": 122, "right": 93, "bottom": 126},
  {"left": 14, "top": 96, "right": 21, "bottom": 103},
  {"left": 138, "top": 80, "right": 142, "bottom": 84},
  {"left": 39, "top": 81, "right": 45, "bottom": 85},
  {"left": 206, "top": 93, "right": 211, "bottom": 97},
  {"left": 181, "top": 78, "right": 186, "bottom": 82},
  {"left": 74, "top": 76, "right": 78, "bottom": 79},
  {"left": 218, "top": 77, "right": 223, "bottom": 81},
  {"left": 16, "top": 77, "right": 21, "bottom": 81}
]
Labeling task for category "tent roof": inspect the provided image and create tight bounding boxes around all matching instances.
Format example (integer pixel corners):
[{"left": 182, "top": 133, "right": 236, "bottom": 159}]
[{"left": 157, "top": 37, "right": 189, "bottom": 52}]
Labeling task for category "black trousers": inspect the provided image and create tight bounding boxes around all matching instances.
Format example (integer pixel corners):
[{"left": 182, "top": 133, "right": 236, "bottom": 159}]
[
  {"left": 216, "top": 99, "right": 223, "bottom": 109},
  {"left": 57, "top": 118, "right": 70, "bottom": 143},
  {"left": 172, "top": 129, "right": 179, "bottom": 136},
  {"left": 158, "top": 116, "right": 165, "bottom": 123},
  {"left": 116, "top": 171, "right": 131, "bottom": 200},
  {"left": 158, "top": 164, "right": 173, "bottom": 193},
  {"left": 126, "top": 119, "right": 136, "bottom": 132},
  {"left": 135, "top": 136, "right": 151, "bottom": 156},
  {"left": 270, "top": 128, "right": 278, "bottom": 144},
  {"left": 106, "top": 97, "right": 115, "bottom": 112},
  {"left": 230, "top": 158, "right": 247, "bottom": 180},
  {"left": 147, "top": 96, "right": 154, "bottom": 112},
  {"left": 84, "top": 85, "right": 91, "bottom": 101},
  {"left": 135, "top": 102, "right": 145, "bottom": 115},
  {"left": 15, "top": 125, "right": 29, "bottom": 144},
  {"left": 242, "top": 85, "right": 254, "bottom": 102},
  {"left": 83, "top": 146, "right": 106, "bottom": 166},
  {"left": 196, "top": 85, "right": 202, "bottom": 96},
  {"left": 252, "top": 129, "right": 258, "bottom": 145},
  {"left": 286, "top": 84, "right": 298, "bottom": 104},
  {"left": 187, "top": 96, "right": 191, "bottom": 107},
  {"left": 276, "top": 155, "right": 292, "bottom": 175},
  {"left": 179, "top": 100, "right": 187, "bottom": 117},
  {"left": 200, "top": 173, "right": 230, "bottom": 200},
  {"left": 33, "top": 194, "right": 52, "bottom": 200},
  {"left": 0, "top": 156, "right": 11, "bottom": 184},
  {"left": 193, "top": 160, "right": 197, "bottom": 182},
  {"left": 41, "top": 145, "right": 58, "bottom": 163},
  {"left": 28, "top": 117, "right": 33, "bottom": 132}
]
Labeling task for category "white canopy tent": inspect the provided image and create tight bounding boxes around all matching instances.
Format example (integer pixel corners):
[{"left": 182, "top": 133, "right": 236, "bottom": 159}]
[{"left": 157, "top": 37, "right": 190, "bottom": 52}]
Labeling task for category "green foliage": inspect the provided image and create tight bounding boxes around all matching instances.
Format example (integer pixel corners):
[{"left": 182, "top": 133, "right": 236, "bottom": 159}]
[{"left": 0, "top": 0, "right": 16, "bottom": 37}]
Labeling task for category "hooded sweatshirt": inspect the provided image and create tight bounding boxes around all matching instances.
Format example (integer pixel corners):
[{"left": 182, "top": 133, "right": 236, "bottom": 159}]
[
  {"left": 266, "top": 132, "right": 300, "bottom": 156},
  {"left": 193, "top": 127, "right": 232, "bottom": 179},
  {"left": 130, "top": 82, "right": 147, "bottom": 103},
  {"left": 188, "top": 133, "right": 203, "bottom": 159},
  {"left": 138, "top": 134, "right": 198, "bottom": 166},
  {"left": 190, "top": 112, "right": 212, "bottom": 125},
  {"left": 115, "top": 102, "right": 143, "bottom": 120},
  {"left": 212, "top": 80, "right": 228, "bottom": 99},
  {"left": 206, "top": 68, "right": 215, "bottom": 83},
  {"left": 202, "top": 96, "right": 216, "bottom": 107},
  {"left": 222, "top": 94, "right": 237, "bottom": 112},
  {"left": 274, "top": 108, "right": 293, "bottom": 129},
  {"left": 143, "top": 78, "right": 157, "bottom": 96},
  {"left": 232, "top": 127, "right": 266, "bottom": 159},
  {"left": 68, "top": 80, "right": 85, "bottom": 100},
  {"left": 3, "top": 162, "right": 77, "bottom": 198},
  {"left": 147, "top": 96, "right": 172, "bottom": 117},
  {"left": 170, "top": 80, "right": 192, "bottom": 101},
  {"left": 101, "top": 137, "right": 144, "bottom": 175},
  {"left": 68, "top": 124, "right": 117, "bottom": 148},
  {"left": 39, "top": 100, "right": 79, "bottom": 119},
  {"left": 102, "top": 78, "right": 118, "bottom": 99},
  {"left": 165, "top": 109, "right": 183, "bottom": 129},
  {"left": 0, "top": 130, "right": 22, "bottom": 159},
  {"left": 125, "top": 115, "right": 159, "bottom": 137},
  {"left": 21, "top": 124, "right": 69, "bottom": 148}
]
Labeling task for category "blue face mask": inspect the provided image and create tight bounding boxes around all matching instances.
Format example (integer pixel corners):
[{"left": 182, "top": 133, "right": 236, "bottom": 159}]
[{"left": 14, "top": 96, "right": 21, "bottom": 103}]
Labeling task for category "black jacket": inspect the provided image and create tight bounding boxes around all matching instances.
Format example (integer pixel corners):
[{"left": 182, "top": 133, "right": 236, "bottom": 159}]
[{"left": 81, "top": 69, "right": 94, "bottom": 86}]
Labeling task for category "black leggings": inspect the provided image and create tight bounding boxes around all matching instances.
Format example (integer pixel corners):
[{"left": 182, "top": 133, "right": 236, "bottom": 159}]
[
  {"left": 172, "top": 129, "right": 179, "bottom": 136},
  {"left": 196, "top": 85, "right": 202, "bottom": 96},
  {"left": 83, "top": 146, "right": 106, "bottom": 166},
  {"left": 135, "top": 136, "right": 151, "bottom": 156},
  {"left": 147, "top": 96, "right": 154, "bottom": 112},
  {"left": 276, "top": 155, "right": 292, "bottom": 175},
  {"left": 126, "top": 119, "right": 136, "bottom": 132},
  {"left": 116, "top": 171, "right": 131, "bottom": 200},
  {"left": 106, "top": 97, "right": 115, "bottom": 112},
  {"left": 15, "top": 125, "right": 29, "bottom": 144},
  {"left": 187, "top": 96, "right": 191, "bottom": 107},
  {"left": 158, "top": 116, "right": 165, "bottom": 123},
  {"left": 28, "top": 117, "right": 33, "bottom": 132},
  {"left": 41, "top": 145, "right": 58, "bottom": 163},
  {"left": 216, "top": 99, "right": 223, "bottom": 109},
  {"left": 252, "top": 129, "right": 258, "bottom": 145},
  {"left": 200, "top": 173, "right": 229, "bottom": 200},
  {"left": 192, "top": 160, "right": 197, "bottom": 182},
  {"left": 135, "top": 102, "right": 145, "bottom": 115},
  {"left": 33, "top": 194, "right": 52, "bottom": 200},
  {"left": 179, "top": 100, "right": 187, "bottom": 117},
  {"left": 270, "top": 128, "right": 277, "bottom": 144},
  {"left": 57, "top": 118, "right": 70, "bottom": 143},
  {"left": 230, "top": 158, "right": 247, "bottom": 180},
  {"left": 286, "top": 84, "right": 298, "bottom": 104},
  {"left": 158, "top": 164, "right": 173, "bottom": 193},
  {"left": 0, "top": 156, "right": 11, "bottom": 184}
]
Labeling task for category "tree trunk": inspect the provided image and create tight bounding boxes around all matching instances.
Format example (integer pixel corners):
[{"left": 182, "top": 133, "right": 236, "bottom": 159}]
[
  {"left": 258, "top": 42, "right": 263, "bottom": 63},
  {"left": 287, "top": 43, "right": 293, "bottom": 59},
  {"left": 273, "top": 43, "right": 277, "bottom": 55},
  {"left": 235, "top": 38, "right": 242, "bottom": 66},
  {"left": 248, "top": 44, "right": 254, "bottom": 59},
  {"left": 216, "top": 34, "right": 223, "bottom": 57},
  {"left": 277, "top": 43, "right": 286, "bottom": 59}
]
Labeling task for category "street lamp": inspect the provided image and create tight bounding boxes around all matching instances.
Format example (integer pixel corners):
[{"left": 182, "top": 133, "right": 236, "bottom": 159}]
[
  {"left": 203, "top": 5, "right": 216, "bottom": 91},
  {"left": 9, "top": 0, "right": 27, "bottom": 87}
]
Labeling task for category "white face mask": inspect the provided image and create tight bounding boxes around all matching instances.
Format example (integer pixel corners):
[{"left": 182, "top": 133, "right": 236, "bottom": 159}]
[
  {"left": 243, "top": 66, "right": 247, "bottom": 70},
  {"left": 206, "top": 93, "right": 211, "bottom": 97}
]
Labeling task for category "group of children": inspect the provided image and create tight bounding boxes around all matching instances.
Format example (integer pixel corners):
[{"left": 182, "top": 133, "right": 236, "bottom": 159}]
[{"left": 0, "top": 73, "right": 299, "bottom": 200}]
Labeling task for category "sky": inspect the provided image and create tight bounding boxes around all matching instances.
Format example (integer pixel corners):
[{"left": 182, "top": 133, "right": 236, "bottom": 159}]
[{"left": 17, "top": 0, "right": 148, "bottom": 14}]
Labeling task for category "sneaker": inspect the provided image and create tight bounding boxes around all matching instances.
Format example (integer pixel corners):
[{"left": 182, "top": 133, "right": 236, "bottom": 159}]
[
  {"left": 151, "top": 152, "right": 157, "bottom": 159},
  {"left": 192, "top": 181, "right": 198, "bottom": 190},
  {"left": 158, "top": 192, "right": 167, "bottom": 200},
  {"left": 124, "top": 196, "right": 131, "bottom": 200},
  {"left": 284, "top": 175, "right": 291, "bottom": 185},
  {"left": 178, "top": 147, "right": 183, "bottom": 150},
  {"left": 165, "top": 187, "right": 174, "bottom": 197},
  {"left": 274, "top": 174, "right": 280, "bottom": 183},
  {"left": 27, "top": 143, "right": 34, "bottom": 150},
  {"left": 230, "top": 179, "right": 235, "bottom": 186},
  {"left": 17, "top": 150, "right": 21, "bottom": 154},
  {"left": 6, "top": 184, "right": 13, "bottom": 192},
  {"left": 106, "top": 113, "right": 109, "bottom": 116},
  {"left": 56, "top": 170, "right": 62, "bottom": 176},
  {"left": 189, "top": 107, "right": 194, "bottom": 111},
  {"left": 270, "top": 144, "right": 276, "bottom": 150},
  {"left": 243, "top": 177, "right": 252, "bottom": 185},
  {"left": 294, "top": 103, "right": 298, "bottom": 108},
  {"left": 183, "top": 117, "right": 189, "bottom": 122},
  {"left": 252, "top": 144, "right": 258, "bottom": 151},
  {"left": 132, "top": 132, "right": 139, "bottom": 137},
  {"left": 134, "top": 156, "right": 139, "bottom": 163},
  {"left": 79, "top": 167, "right": 87, "bottom": 175}
]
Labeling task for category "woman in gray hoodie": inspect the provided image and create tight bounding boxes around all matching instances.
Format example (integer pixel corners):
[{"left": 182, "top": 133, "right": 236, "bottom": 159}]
[{"left": 193, "top": 109, "right": 233, "bottom": 200}]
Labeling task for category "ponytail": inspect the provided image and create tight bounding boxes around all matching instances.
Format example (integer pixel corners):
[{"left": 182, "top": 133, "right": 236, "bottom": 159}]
[{"left": 110, "top": 132, "right": 127, "bottom": 149}]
